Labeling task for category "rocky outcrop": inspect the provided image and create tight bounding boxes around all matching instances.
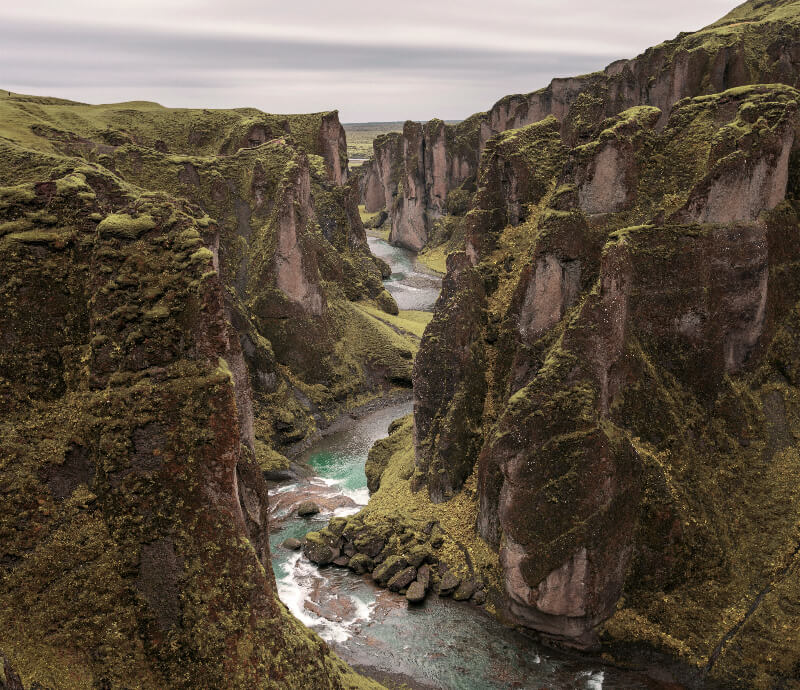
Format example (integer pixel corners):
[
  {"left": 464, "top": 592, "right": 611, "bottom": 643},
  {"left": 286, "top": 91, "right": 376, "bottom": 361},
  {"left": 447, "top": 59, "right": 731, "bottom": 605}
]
[
  {"left": 272, "top": 157, "right": 326, "bottom": 317},
  {"left": 304, "top": 418, "right": 490, "bottom": 609},
  {"left": 412, "top": 252, "right": 487, "bottom": 501},
  {"left": 317, "top": 111, "right": 349, "bottom": 185},
  {"left": 464, "top": 116, "right": 566, "bottom": 260},
  {"left": 412, "top": 75, "right": 800, "bottom": 686},
  {"left": 364, "top": 116, "right": 482, "bottom": 251},
  {"left": 363, "top": 0, "right": 800, "bottom": 253},
  {"left": 0, "top": 93, "right": 395, "bottom": 689},
  {"left": 390, "top": 122, "right": 428, "bottom": 251},
  {"left": 0, "top": 173, "right": 374, "bottom": 688},
  {"left": 362, "top": 132, "right": 403, "bottom": 214}
]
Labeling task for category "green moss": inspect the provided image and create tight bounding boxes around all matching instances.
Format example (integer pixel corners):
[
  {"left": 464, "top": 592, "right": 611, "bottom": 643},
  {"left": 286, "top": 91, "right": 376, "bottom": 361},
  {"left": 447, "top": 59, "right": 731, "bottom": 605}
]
[
  {"left": 336, "top": 418, "right": 502, "bottom": 604},
  {"left": 0, "top": 95, "right": 388, "bottom": 688},
  {"left": 97, "top": 213, "right": 156, "bottom": 239},
  {"left": 254, "top": 440, "right": 290, "bottom": 475}
]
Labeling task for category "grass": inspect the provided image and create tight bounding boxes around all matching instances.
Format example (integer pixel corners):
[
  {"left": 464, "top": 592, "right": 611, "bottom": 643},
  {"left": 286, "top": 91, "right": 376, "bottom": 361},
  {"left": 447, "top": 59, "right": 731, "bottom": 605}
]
[
  {"left": 356, "top": 304, "right": 433, "bottom": 339},
  {"left": 358, "top": 204, "right": 382, "bottom": 226},
  {"left": 344, "top": 123, "right": 405, "bottom": 162},
  {"left": 0, "top": 90, "right": 337, "bottom": 161},
  {"left": 344, "top": 121, "right": 462, "bottom": 164},
  {"left": 349, "top": 419, "right": 503, "bottom": 602},
  {"left": 417, "top": 245, "right": 448, "bottom": 275},
  {"left": 366, "top": 227, "right": 390, "bottom": 242}
]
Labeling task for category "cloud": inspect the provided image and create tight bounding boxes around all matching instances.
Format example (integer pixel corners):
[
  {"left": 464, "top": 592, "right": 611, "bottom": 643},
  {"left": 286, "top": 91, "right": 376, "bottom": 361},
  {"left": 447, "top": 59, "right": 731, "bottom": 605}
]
[{"left": 0, "top": 1, "right": 740, "bottom": 121}]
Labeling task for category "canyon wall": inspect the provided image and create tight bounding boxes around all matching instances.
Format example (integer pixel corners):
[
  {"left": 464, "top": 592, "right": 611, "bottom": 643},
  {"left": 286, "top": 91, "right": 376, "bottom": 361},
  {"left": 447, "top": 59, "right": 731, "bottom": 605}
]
[
  {"left": 0, "top": 93, "right": 392, "bottom": 688},
  {"left": 401, "top": 1, "right": 800, "bottom": 686},
  {"left": 362, "top": 0, "right": 800, "bottom": 253},
  {"left": 413, "top": 75, "right": 800, "bottom": 686}
]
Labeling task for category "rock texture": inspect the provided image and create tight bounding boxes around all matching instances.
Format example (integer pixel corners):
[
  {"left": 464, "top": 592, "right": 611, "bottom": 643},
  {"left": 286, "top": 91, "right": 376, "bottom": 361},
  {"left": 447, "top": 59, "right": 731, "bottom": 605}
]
[
  {"left": 362, "top": 0, "right": 800, "bottom": 254},
  {"left": 411, "top": 73, "right": 800, "bottom": 686},
  {"left": 0, "top": 93, "right": 388, "bottom": 689}
]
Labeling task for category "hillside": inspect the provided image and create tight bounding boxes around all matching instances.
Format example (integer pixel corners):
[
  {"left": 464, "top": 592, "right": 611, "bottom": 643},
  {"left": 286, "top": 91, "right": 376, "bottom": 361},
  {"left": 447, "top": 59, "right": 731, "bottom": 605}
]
[
  {"left": 5, "top": 0, "right": 800, "bottom": 687},
  {"left": 0, "top": 90, "right": 408, "bottom": 689}
]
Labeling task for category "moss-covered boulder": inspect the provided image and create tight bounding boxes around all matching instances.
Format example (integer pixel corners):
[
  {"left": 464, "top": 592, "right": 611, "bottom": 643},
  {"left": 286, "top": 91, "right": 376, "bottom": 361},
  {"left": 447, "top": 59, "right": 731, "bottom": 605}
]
[
  {"left": 372, "top": 555, "right": 409, "bottom": 586},
  {"left": 387, "top": 566, "right": 417, "bottom": 592},
  {"left": 405, "top": 581, "right": 427, "bottom": 604},
  {"left": 303, "top": 530, "right": 341, "bottom": 566}
]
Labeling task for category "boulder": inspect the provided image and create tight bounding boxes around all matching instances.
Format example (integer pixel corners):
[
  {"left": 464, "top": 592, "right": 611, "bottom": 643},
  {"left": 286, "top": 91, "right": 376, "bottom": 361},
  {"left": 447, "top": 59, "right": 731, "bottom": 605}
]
[
  {"left": 303, "top": 531, "right": 338, "bottom": 566},
  {"left": 453, "top": 579, "right": 476, "bottom": 601},
  {"left": 353, "top": 532, "right": 385, "bottom": 558},
  {"left": 387, "top": 566, "right": 417, "bottom": 592},
  {"left": 296, "top": 501, "right": 321, "bottom": 517},
  {"left": 372, "top": 555, "right": 408, "bottom": 586},
  {"left": 405, "top": 544, "right": 431, "bottom": 568},
  {"left": 281, "top": 537, "right": 302, "bottom": 550},
  {"left": 376, "top": 289, "right": 399, "bottom": 316},
  {"left": 348, "top": 553, "right": 374, "bottom": 575},
  {"left": 437, "top": 572, "right": 460, "bottom": 597},
  {"left": 417, "top": 564, "right": 431, "bottom": 591},
  {"left": 406, "top": 581, "right": 427, "bottom": 604}
]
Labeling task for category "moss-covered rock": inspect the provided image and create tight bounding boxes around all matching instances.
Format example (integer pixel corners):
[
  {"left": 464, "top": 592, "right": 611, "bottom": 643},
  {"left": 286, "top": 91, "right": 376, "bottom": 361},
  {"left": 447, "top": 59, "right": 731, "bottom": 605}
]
[
  {"left": 407, "top": 77, "right": 800, "bottom": 685},
  {"left": 0, "top": 95, "right": 387, "bottom": 688},
  {"left": 0, "top": 166, "right": 381, "bottom": 688},
  {"left": 303, "top": 531, "right": 340, "bottom": 566}
]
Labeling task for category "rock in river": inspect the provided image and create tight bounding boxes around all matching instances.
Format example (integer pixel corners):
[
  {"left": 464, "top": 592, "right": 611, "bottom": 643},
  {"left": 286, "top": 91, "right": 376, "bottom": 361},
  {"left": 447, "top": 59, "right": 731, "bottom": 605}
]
[
  {"left": 406, "top": 581, "right": 427, "bottom": 604},
  {"left": 297, "top": 500, "right": 321, "bottom": 517}
]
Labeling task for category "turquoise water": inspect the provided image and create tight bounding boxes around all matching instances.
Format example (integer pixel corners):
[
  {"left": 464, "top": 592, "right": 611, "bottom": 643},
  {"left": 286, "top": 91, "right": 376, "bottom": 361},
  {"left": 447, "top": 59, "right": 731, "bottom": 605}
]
[
  {"left": 268, "top": 403, "right": 655, "bottom": 689},
  {"left": 267, "top": 238, "right": 658, "bottom": 688},
  {"left": 367, "top": 236, "right": 441, "bottom": 312}
]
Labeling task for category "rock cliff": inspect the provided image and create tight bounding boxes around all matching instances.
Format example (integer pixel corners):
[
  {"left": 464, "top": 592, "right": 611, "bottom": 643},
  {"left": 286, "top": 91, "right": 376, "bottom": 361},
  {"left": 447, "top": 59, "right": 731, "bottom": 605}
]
[
  {"left": 350, "top": 1, "right": 800, "bottom": 686},
  {"left": 412, "top": 76, "right": 800, "bottom": 686},
  {"left": 0, "top": 93, "right": 392, "bottom": 688},
  {"left": 362, "top": 0, "right": 800, "bottom": 256}
]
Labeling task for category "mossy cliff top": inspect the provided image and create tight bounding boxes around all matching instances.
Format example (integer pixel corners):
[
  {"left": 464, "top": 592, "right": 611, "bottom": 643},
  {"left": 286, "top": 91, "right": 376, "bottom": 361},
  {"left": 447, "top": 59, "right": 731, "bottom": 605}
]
[
  {"left": 1, "top": 88, "right": 415, "bottom": 462},
  {"left": 403, "top": 80, "right": 800, "bottom": 687},
  {"left": 0, "top": 93, "right": 400, "bottom": 687},
  {"left": 361, "top": 0, "right": 800, "bottom": 257},
  {"left": 0, "top": 164, "right": 383, "bottom": 688},
  {"left": 0, "top": 90, "right": 348, "bottom": 178},
  {"left": 486, "top": 0, "right": 800, "bottom": 140}
]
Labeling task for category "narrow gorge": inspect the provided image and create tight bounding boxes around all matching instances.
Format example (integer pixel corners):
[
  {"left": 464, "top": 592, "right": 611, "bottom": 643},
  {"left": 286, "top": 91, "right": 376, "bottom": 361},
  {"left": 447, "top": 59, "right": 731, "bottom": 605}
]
[{"left": 3, "top": 0, "right": 800, "bottom": 688}]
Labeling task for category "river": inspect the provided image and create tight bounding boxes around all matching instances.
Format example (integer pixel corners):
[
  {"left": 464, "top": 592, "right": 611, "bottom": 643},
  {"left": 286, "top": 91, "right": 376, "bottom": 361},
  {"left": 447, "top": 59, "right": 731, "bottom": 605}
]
[{"left": 268, "top": 236, "right": 656, "bottom": 689}]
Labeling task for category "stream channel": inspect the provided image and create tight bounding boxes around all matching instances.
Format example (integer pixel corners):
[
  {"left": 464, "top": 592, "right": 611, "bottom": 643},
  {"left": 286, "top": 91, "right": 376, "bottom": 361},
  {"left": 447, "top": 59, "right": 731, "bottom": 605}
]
[{"left": 268, "top": 236, "right": 657, "bottom": 689}]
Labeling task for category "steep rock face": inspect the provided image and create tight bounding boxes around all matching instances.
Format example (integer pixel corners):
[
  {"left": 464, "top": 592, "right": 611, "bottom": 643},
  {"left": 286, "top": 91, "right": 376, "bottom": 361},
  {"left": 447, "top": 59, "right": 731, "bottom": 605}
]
[
  {"left": 414, "top": 81, "right": 800, "bottom": 686},
  {"left": 412, "top": 252, "right": 487, "bottom": 501},
  {"left": 272, "top": 159, "right": 326, "bottom": 316},
  {"left": 362, "top": 132, "right": 403, "bottom": 214},
  {"left": 359, "top": 159, "right": 385, "bottom": 212},
  {"left": 0, "top": 93, "right": 394, "bottom": 688},
  {"left": 0, "top": 169, "right": 374, "bottom": 688},
  {"left": 99, "top": 119, "right": 409, "bottom": 445},
  {"left": 318, "top": 111, "right": 349, "bottom": 185},
  {"left": 366, "top": 116, "right": 482, "bottom": 250},
  {"left": 390, "top": 122, "right": 428, "bottom": 251},
  {"left": 464, "top": 116, "right": 567, "bottom": 260},
  {"left": 363, "top": 0, "right": 800, "bottom": 252}
]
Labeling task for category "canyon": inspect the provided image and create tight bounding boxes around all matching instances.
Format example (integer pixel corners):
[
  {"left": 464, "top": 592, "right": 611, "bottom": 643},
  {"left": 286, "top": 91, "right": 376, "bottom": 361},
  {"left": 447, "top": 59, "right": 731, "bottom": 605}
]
[{"left": 3, "top": 0, "right": 800, "bottom": 688}]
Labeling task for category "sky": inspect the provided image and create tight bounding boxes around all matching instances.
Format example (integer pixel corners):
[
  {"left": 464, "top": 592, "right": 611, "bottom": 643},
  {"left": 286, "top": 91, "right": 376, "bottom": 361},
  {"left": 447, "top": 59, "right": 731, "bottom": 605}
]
[{"left": 1, "top": 0, "right": 741, "bottom": 123}]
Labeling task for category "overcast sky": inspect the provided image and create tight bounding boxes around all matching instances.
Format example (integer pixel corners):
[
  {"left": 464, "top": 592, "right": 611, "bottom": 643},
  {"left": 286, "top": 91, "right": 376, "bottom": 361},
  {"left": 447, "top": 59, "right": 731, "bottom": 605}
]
[{"left": 1, "top": 0, "right": 740, "bottom": 122}]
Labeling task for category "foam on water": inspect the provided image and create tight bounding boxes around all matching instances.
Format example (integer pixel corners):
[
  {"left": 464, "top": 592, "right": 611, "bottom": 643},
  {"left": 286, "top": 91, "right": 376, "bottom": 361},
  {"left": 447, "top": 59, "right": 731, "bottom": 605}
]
[
  {"left": 583, "top": 670, "right": 605, "bottom": 689},
  {"left": 276, "top": 551, "right": 374, "bottom": 643}
]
